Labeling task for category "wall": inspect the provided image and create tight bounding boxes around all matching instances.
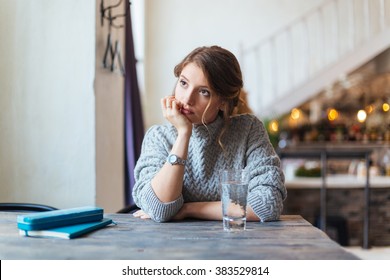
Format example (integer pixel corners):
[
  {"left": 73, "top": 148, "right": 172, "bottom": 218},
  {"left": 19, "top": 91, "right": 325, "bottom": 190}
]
[
  {"left": 376, "top": 48, "right": 390, "bottom": 73},
  {"left": 142, "top": 0, "right": 326, "bottom": 128},
  {"left": 0, "top": 0, "right": 96, "bottom": 208}
]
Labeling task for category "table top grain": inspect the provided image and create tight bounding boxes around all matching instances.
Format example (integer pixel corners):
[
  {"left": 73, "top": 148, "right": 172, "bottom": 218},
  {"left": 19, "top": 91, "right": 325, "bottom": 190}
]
[{"left": 0, "top": 213, "right": 358, "bottom": 260}]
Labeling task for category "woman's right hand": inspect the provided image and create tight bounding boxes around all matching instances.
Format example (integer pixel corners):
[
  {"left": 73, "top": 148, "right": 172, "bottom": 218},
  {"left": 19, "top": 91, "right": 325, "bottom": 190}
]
[
  {"left": 150, "top": 96, "right": 191, "bottom": 205},
  {"left": 161, "top": 96, "right": 192, "bottom": 136}
]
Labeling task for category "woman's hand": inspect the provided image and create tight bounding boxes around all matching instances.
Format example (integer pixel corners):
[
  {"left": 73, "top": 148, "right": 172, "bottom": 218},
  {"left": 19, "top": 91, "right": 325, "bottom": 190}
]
[
  {"left": 133, "top": 209, "right": 151, "bottom": 219},
  {"left": 161, "top": 96, "right": 192, "bottom": 136}
]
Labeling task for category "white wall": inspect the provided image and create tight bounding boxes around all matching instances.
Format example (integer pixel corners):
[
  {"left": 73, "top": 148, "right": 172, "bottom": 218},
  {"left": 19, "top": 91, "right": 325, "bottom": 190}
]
[
  {"left": 142, "top": 0, "right": 325, "bottom": 128},
  {"left": 0, "top": 0, "right": 96, "bottom": 208}
]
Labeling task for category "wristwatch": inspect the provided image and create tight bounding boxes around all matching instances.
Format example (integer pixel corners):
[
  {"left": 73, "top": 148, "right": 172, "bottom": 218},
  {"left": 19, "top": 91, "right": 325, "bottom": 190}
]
[{"left": 167, "top": 154, "right": 186, "bottom": 166}]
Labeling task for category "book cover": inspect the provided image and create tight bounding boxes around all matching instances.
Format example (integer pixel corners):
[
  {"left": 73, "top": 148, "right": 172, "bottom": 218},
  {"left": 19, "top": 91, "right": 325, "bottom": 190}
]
[
  {"left": 17, "top": 206, "right": 104, "bottom": 231},
  {"left": 19, "top": 218, "right": 114, "bottom": 239}
]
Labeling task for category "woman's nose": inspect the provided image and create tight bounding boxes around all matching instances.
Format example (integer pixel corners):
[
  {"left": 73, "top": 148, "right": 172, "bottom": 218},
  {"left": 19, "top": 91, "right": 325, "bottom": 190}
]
[{"left": 181, "top": 89, "right": 195, "bottom": 105}]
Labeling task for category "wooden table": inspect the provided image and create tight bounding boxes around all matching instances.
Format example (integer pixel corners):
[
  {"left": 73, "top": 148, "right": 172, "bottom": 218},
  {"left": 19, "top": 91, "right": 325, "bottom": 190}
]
[{"left": 0, "top": 213, "right": 358, "bottom": 260}]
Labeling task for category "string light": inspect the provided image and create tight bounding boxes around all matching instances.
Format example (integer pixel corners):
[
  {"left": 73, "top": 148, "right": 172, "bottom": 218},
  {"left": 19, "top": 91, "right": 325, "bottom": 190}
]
[
  {"left": 327, "top": 108, "right": 339, "bottom": 121},
  {"left": 357, "top": 109, "right": 367, "bottom": 123},
  {"left": 366, "top": 105, "right": 374, "bottom": 114},
  {"left": 383, "top": 102, "right": 390, "bottom": 112},
  {"left": 269, "top": 120, "right": 279, "bottom": 133},
  {"left": 290, "top": 108, "right": 301, "bottom": 120}
]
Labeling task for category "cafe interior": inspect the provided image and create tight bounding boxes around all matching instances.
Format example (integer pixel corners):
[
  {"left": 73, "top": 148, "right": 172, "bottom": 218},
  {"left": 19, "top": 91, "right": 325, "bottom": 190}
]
[{"left": 1, "top": 0, "right": 390, "bottom": 259}]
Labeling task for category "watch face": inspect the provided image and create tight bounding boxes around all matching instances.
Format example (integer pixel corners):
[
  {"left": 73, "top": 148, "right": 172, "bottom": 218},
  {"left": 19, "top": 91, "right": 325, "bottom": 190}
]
[
  {"left": 167, "top": 154, "right": 185, "bottom": 165},
  {"left": 169, "top": 154, "right": 178, "bottom": 164}
]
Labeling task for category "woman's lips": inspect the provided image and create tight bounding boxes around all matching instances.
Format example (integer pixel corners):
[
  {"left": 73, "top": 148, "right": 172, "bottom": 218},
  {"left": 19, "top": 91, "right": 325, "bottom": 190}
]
[{"left": 180, "top": 108, "right": 193, "bottom": 115}]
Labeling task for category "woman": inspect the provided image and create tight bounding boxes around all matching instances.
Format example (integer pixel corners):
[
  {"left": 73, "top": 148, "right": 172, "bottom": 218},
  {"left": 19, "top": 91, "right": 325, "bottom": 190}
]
[{"left": 133, "top": 46, "right": 286, "bottom": 222}]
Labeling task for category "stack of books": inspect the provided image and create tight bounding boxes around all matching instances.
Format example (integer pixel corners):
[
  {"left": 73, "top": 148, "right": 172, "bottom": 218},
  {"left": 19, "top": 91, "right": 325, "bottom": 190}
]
[{"left": 17, "top": 206, "right": 114, "bottom": 239}]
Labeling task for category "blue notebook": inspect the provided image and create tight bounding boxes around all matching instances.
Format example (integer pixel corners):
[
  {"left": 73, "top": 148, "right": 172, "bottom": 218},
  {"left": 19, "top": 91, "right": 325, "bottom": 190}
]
[
  {"left": 17, "top": 206, "right": 104, "bottom": 230},
  {"left": 19, "top": 218, "right": 114, "bottom": 239}
]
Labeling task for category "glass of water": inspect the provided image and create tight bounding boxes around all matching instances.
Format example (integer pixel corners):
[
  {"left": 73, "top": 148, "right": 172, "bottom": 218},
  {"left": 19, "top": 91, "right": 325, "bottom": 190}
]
[{"left": 220, "top": 169, "right": 249, "bottom": 231}]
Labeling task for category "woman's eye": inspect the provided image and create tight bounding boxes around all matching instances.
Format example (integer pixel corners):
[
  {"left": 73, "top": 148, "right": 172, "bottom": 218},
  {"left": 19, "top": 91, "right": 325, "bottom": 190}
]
[
  {"left": 179, "top": 80, "right": 187, "bottom": 87},
  {"left": 200, "top": 89, "right": 210, "bottom": 97}
]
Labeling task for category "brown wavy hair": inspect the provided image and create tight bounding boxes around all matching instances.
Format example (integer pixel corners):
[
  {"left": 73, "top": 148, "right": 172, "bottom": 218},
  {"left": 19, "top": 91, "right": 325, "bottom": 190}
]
[{"left": 173, "top": 46, "right": 244, "bottom": 149}]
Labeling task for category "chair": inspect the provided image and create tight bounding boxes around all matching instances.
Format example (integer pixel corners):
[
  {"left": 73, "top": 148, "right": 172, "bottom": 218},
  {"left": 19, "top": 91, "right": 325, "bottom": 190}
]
[
  {"left": 116, "top": 204, "right": 139, "bottom": 214},
  {"left": 0, "top": 203, "right": 58, "bottom": 212}
]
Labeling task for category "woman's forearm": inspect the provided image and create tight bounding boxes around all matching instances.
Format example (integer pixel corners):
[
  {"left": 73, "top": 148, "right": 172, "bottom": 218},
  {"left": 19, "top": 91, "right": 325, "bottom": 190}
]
[
  {"left": 176, "top": 201, "right": 260, "bottom": 221},
  {"left": 150, "top": 132, "right": 190, "bottom": 203}
]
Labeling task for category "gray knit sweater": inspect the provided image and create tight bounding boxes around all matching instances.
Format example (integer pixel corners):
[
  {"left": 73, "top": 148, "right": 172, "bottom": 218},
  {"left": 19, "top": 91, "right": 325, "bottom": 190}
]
[{"left": 133, "top": 114, "right": 286, "bottom": 222}]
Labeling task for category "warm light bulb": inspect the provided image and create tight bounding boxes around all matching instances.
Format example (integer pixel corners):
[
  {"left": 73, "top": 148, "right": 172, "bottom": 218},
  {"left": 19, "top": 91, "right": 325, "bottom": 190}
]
[
  {"left": 291, "top": 108, "right": 301, "bottom": 120},
  {"left": 383, "top": 103, "right": 390, "bottom": 112},
  {"left": 327, "top": 108, "right": 339, "bottom": 121},
  {"left": 269, "top": 120, "right": 279, "bottom": 133},
  {"left": 357, "top": 110, "right": 367, "bottom": 123},
  {"left": 366, "top": 105, "right": 374, "bottom": 114}
]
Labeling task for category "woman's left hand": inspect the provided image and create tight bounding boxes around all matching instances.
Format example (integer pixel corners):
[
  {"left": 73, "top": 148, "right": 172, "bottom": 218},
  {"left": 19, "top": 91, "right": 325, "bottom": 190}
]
[{"left": 133, "top": 209, "right": 151, "bottom": 219}]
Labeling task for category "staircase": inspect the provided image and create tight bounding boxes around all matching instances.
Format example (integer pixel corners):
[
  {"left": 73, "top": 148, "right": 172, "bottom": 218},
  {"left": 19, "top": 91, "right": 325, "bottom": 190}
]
[{"left": 241, "top": 0, "right": 390, "bottom": 119}]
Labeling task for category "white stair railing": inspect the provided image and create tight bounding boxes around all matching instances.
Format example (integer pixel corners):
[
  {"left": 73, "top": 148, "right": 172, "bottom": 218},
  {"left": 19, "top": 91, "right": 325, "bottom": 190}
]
[{"left": 241, "top": 0, "right": 390, "bottom": 118}]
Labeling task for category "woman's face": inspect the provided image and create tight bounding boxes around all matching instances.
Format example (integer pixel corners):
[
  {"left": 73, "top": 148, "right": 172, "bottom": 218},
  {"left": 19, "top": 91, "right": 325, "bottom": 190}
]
[{"left": 174, "top": 62, "right": 222, "bottom": 125}]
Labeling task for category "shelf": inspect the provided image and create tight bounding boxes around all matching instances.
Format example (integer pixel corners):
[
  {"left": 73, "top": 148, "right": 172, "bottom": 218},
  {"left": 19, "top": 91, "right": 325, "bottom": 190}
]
[
  {"left": 278, "top": 142, "right": 390, "bottom": 157},
  {"left": 286, "top": 175, "right": 390, "bottom": 189}
]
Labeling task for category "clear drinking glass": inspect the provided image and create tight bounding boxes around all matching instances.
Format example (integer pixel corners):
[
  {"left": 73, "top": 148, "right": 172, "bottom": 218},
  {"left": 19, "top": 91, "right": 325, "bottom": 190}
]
[{"left": 220, "top": 169, "right": 249, "bottom": 231}]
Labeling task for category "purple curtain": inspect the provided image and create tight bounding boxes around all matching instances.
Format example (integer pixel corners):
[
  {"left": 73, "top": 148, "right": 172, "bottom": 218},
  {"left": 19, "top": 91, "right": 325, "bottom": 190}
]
[{"left": 124, "top": 1, "right": 144, "bottom": 206}]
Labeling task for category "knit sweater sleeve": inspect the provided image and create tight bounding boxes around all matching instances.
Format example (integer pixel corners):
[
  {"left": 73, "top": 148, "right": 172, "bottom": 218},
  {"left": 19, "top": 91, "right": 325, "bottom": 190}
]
[
  {"left": 245, "top": 116, "right": 287, "bottom": 222},
  {"left": 132, "top": 125, "right": 184, "bottom": 222}
]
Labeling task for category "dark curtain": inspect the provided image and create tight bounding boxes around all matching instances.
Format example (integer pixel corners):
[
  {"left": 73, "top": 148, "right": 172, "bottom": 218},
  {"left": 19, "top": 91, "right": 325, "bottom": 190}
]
[{"left": 124, "top": 1, "right": 144, "bottom": 206}]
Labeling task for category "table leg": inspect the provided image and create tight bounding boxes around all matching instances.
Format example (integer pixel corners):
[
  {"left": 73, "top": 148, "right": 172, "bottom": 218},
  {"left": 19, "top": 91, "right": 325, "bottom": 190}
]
[
  {"left": 320, "top": 151, "right": 327, "bottom": 232},
  {"left": 363, "top": 153, "right": 370, "bottom": 249}
]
